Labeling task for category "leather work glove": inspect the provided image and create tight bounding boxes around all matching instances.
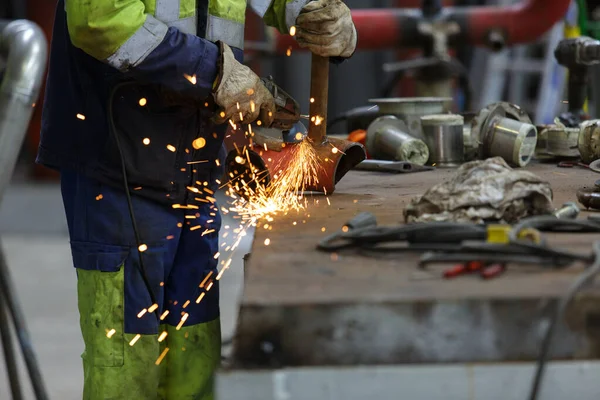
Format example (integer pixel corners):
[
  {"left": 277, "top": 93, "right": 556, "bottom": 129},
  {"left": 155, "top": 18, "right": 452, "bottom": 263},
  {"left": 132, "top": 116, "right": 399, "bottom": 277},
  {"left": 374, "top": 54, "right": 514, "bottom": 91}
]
[
  {"left": 212, "top": 42, "right": 276, "bottom": 126},
  {"left": 294, "top": 0, "right": 357, "bottom": 58}
]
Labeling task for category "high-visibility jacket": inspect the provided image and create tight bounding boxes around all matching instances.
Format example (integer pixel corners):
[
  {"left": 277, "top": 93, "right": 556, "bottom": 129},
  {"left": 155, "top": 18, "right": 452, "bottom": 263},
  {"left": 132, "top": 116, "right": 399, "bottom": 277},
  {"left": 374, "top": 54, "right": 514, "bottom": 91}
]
[{"left": 37, "top": 0, "right": 308, "bottom": 205}]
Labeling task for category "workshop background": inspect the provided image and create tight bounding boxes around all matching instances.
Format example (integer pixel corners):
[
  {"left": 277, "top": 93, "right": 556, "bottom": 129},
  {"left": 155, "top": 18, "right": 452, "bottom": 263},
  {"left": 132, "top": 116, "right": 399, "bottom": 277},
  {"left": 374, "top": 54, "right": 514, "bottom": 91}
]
[{"left": 1, "top": 0, "right": 600, "bottom": 399}]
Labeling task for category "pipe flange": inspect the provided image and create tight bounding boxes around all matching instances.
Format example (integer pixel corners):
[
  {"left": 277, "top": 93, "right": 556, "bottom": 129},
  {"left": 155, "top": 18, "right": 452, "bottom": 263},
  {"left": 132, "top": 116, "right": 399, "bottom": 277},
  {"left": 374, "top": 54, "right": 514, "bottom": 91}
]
[
  {"left": 478, "top": 103, "right": 507, "bottom": 159},
  {"left": 470, "top": 102, "right": 533, "bottom": 151}
]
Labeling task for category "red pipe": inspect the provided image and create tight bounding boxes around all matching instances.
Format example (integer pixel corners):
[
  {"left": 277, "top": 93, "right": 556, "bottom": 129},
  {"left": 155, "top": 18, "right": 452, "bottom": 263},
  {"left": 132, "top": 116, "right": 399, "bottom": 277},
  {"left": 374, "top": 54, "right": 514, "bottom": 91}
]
[
  {"left": 465, "top": 0, "right": 571, "bottom": 46},
  {"left": 273, "top": 0, "right": 571, "bottom": 53},
  {"left": 276, "top": 9, "right": 402, "bottom": 52}
]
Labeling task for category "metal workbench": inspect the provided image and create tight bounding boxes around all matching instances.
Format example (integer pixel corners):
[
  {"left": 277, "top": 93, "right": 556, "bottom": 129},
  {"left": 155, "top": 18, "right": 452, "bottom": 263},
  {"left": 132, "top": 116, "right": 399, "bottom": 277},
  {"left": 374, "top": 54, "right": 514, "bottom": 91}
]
[{"left": 217, "top": 163, "right": 600, "bottom": 400}]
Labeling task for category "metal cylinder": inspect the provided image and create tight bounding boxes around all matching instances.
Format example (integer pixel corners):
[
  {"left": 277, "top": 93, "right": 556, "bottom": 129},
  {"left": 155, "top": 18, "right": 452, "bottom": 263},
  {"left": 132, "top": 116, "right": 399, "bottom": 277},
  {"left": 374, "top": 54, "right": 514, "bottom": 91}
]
[
  {"left": 578, "top": 120, "right": 600, "bottom": 163},
  {"left": 421, "top": 114, "right": 464, "bottom": 167},
  {"left": 484, "top": 117, "right": 538, "bottom": 167},
  {"left": 554, "top": 202, "right": 580, "bottom": 220},
  {"left": 368, "top": 97, "right": 451, "bottom": 139},
  {"left": 544, "top": 126, "right": 580, "bottom": 158},
  {"left": 366, "top": 116, "right": 429, "bottom": 165}
]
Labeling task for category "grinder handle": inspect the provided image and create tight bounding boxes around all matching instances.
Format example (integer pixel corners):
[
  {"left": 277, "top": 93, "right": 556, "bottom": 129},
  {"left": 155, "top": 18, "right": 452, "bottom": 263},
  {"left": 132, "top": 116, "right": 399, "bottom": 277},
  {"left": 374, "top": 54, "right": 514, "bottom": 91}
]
[{"left": 308, "top": 55, "right": 329, "bottom": 143}]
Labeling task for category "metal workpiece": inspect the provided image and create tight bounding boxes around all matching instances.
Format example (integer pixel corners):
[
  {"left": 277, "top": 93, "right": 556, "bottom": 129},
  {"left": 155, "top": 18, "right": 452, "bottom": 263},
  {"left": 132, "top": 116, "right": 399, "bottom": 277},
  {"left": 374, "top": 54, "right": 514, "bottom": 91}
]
[
  {"left": 578, "top": 120, "right": 600, "bottom": 164},
  {"left": 461, "top": 113, "right": 479, "bottom": 161},
  {"left": 541, "top": 125, "right": 581, "bottom": 158},
  {"left": 366, "top": 116, "right": 429, "bottom": 165},
  {"left": 0, "top": 20, "right": 47, "bottom": 203},
  {"left": 554, "top": 202, "right": 580, "bottom": 220},
  {"left": 470, "top": 102, "right": 534, "bottom": 162},
  {"left": 368, "top": 97, "right": 451, "bottom": 139},
  {"left": 420, "top": 114, "right": 464, "bottom": 167},
  {"left": 484, "top": 116, "right": 537, "bottom": 167},
  {"left": 473, "top": 103, "right": 537, "bottom": 167},
  {"left": 577, "top": 183, "right": 600, "bottom": 210}
]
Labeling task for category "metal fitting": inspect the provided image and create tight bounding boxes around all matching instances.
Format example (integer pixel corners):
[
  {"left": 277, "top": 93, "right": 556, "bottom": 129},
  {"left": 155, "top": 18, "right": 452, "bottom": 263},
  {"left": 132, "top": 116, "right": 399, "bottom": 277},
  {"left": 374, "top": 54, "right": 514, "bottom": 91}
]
[
  {"left": 471, "top": 102, "right": 537, "bottom": 167},
  {"left": 578, "top": 120, "right": 600, "bottom": 164},
  {"left": 544, "top": 125, "right": 580, "bottom": 157},
  {"left": 420, "top": 114, "right": 465, "bottom": 167},
  {"left": 554, "top": 202, "right": 580, "bottom": 219},
  {"left": 368, "top": 97, "right": 451, "bottom": 139},
  {"left": 366, "top": 116, "right": 430, "bottom": 165}
]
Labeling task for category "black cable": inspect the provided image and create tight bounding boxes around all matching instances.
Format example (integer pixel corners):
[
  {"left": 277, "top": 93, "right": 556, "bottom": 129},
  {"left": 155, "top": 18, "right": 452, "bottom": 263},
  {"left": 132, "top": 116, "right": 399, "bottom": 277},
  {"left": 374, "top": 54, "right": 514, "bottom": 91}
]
[
  {"left": 0, "top": 288, "right": 23, "bottom": 400},
  {"left": 528, "top": 241, "right": 600, "bottom": 400},
  {"left": 0, "top": 244, "right": 49, "bottom": 400},
  {"left": 108, "top": 82, "right": 160, "bottom": 321}
]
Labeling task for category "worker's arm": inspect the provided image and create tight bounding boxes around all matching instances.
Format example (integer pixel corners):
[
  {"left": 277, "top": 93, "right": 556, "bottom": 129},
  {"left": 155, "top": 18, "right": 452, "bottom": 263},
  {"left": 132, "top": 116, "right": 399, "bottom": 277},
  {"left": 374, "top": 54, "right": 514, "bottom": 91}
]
[
  {"left": 252, "top": 0, "right": 357, "bottom": 59},
  {"left": 65, "top": 0, "right": 218, "bottom": 98}
]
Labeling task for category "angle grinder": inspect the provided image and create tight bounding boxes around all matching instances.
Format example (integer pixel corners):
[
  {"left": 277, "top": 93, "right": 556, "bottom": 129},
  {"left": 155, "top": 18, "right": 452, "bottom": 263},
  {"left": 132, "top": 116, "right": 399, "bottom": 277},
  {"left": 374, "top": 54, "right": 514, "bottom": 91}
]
[{"left": 259, "top": 76, "right": 306, "bottom": 143}]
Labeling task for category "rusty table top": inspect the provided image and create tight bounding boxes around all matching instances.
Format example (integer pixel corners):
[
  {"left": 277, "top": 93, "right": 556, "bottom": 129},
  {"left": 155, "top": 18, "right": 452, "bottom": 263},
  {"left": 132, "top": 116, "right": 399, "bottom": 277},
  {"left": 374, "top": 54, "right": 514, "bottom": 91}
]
[{"left": 232, "top": 163, "right": 600, "bottom": 368}]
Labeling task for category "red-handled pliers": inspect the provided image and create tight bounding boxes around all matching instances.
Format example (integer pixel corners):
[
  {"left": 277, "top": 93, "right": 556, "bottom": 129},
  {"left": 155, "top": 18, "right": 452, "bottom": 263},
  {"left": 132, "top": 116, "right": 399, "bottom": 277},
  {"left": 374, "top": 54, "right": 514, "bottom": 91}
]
[{"left": 443, "top": 261, "right": 506, "bottom": 280}]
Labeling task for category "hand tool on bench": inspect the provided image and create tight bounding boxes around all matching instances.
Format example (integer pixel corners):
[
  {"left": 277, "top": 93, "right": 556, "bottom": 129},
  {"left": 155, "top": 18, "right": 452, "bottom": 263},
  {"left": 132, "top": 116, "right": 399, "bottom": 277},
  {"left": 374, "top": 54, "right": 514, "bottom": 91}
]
[{"left": 353, "top": 159, "right": 435, "bottom": 173}]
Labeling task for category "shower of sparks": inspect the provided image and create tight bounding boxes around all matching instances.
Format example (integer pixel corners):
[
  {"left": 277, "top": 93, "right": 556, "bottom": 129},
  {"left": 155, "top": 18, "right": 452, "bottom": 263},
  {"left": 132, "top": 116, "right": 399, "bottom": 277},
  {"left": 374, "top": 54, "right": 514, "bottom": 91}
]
[
  {"left": 139, "top": 98, "right": 147, "bottom": 106},
  {"left": 286, "top": 47, "right": 292, "bottom": 57},
  {"left": 290, "top": 26, "right": 297, "bottom": 36},
  {"left": 226, "top": 139, "right": 323, "bottom": 223},
  {"left": 76, "top": 113, "right": 86, "bottom": 120},
  {"left": 106, "top": 329, "right": 116, "bottom": 338},
  {"left": 130, "top": 124, "right": 337, "bottom": 356}
]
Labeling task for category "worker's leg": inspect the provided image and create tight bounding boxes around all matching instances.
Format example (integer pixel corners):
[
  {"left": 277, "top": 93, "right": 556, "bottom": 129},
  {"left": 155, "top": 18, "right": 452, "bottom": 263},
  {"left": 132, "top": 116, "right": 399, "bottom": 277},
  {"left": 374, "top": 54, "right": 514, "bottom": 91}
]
[
  {"left": 162, "top": 203, "right": 222, "bottom": 400},
  {"left": 61, "top": 170, "right": 181, "bottom": 400}
]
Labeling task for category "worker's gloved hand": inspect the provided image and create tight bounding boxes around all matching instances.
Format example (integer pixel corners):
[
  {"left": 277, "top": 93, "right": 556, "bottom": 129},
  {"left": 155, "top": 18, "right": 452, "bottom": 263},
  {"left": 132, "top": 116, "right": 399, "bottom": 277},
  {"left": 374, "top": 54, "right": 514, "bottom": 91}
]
[
  {"left": 294, "top": 0, "right": 357, "bottom": 58},
  {"left": 212, "top": 42, "right": 276, "bottom": 126}
]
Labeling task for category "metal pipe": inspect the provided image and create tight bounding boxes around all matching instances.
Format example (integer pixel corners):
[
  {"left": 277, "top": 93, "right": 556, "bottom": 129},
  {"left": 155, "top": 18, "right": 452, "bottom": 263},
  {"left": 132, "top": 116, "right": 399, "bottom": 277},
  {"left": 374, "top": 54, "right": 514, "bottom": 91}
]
[
  {"left": 420, "top": 114, "right": 464, "bottom": 167},
  {"left": 0, "top": 289, "right": 23, "bottom": 400},
  {"left": 0, "top": 19, "right": 48, "bottom": 400},
  {"left": 366, "top": 116, "right": 429, "bottom": 165},
  {"left": 0, "top": 19, "right": 47, "bottom": 202},
  {"left": 271, "top": 0, "right": 570, "bottom": 53}
]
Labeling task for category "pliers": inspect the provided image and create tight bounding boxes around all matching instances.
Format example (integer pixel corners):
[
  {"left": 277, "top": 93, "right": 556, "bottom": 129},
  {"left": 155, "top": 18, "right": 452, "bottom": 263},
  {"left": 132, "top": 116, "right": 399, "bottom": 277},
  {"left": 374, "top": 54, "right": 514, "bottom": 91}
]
[
  {"left": 557, "top": 161, "right": 589, "bottom": 169},
  {"left": 443, "top": 261, "right": 506, "bottom": 280}
]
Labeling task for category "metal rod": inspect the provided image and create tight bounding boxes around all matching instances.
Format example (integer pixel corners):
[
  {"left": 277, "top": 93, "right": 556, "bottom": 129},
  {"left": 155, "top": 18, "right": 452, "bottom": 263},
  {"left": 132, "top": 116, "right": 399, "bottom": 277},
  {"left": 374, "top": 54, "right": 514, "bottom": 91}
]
[
  {"left": 0, "top": 288, "right": 23, "bottom": 400},
  {"left": 308, "top": 54, "right": 329, "bottom": 144},
  {"left": 0, "top": 244, "right": 49, "bottom": 400}
]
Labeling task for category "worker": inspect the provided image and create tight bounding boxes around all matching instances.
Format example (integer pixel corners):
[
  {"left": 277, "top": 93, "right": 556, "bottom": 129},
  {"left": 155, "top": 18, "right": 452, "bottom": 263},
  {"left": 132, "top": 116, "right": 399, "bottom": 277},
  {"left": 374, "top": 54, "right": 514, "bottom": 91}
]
[{"left": 37, "top": 0, "right": 356, "bottom": 399}]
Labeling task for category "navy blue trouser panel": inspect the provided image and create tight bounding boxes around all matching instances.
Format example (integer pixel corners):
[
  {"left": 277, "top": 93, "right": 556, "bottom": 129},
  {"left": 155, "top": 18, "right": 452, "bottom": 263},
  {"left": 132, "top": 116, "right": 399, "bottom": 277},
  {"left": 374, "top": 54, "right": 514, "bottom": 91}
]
[{"left": 60, "top": 170, "right": 221, "bottom": 334}]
